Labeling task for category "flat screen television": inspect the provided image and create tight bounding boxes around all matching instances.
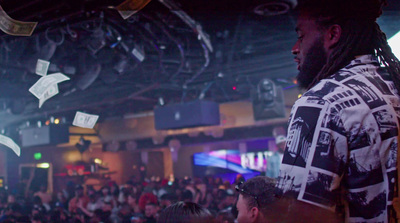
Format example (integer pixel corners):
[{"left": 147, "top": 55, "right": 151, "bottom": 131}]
[{"left": 192, "top": 149, "right": 268, "bottom": 183}]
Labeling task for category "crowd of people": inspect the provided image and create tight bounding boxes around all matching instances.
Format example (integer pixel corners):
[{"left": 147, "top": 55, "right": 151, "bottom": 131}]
[{"left": 0, "top": 175, "right": 245, "bottom": 223}]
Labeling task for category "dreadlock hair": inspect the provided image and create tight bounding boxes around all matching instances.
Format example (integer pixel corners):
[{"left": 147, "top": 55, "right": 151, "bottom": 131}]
[{"left": 298, "top": 0, "right": 400, "bottom": 91}]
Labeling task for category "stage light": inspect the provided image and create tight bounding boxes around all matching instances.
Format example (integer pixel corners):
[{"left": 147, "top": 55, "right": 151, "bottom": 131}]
[
  {"left": 252, "top": 78, "right": 286, "bottom": 120},
  {"left": 34, "top": 153, "right": 42, "bottom": 160},
  {"left": 54, "top": 118, "right": 60, "bottom": 124},
  {"left": 75, "top": 136, "right": 92, "bottom": 154},
  {"left": 36, "top": 163, "right": 50, "bottom": 169},
  {"left": 232, "top": 86, "right": 237, "bottom": 91},
  {"left": 388, "top": 31, "right": 400, "bottom": 59},
  {"left": 45, "top": 120, "right": 50, "bottom": 126},
  {"left": 258, "top": 78, "right": 275, "bottom": 102}
]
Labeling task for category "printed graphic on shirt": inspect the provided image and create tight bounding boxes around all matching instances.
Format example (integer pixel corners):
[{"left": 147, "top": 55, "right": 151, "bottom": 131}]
[
  {"left": 303, "top": 170, "right": 337, "bottom": 208},
  {"left": 311, "top": 131, "right": 347, "bottom": 175},
  {"left": 347, "top": 147, "right": 384, "bottom": 189},
  {"left": 304, "top": 81, "right": 341, "bottom": 98},
  {"left": 373, "top": 109, "right": 399, "bottom": 141},
  {"left": 347, "top": 187, "right": 386, "bottom": 219},
  {"left": 387, "top": 97, "right": 400, "bottom": 117},
  {"left": 343, "top": 78, "right": 386, "bottom": 109},
  {"left": 347, "top": 118, "right": 377, "bottom": 151},
  {"left": 385, "top": 141, "right": 397, "bottom": 170},
  {"left": 282, "top": 106, "right": 321, "bottom": 168},
  {"left": 305, "top": 96, "right": 326, "bottom": 105},
  {"left": 325, "top": 89, "right": 355, "bottom": 104},
  {"left": 332, "top": 70, "right": 354, "bottom": 82},
  {"left": 365, "top": 75, "right": 393, "bottom": 95},
  {"left": 320, "top": 113, "right": 346, "bottom": 136},
  {"left": 276, "top": 165, "right": 304, "bottom": 198}
]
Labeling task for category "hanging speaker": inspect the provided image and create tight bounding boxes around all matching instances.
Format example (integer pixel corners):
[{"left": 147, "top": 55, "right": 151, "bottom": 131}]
[
  {"left": 154, "top": 100, "right": 220, "bottom": 130},
  {"left": 20, "top": 125, "right": 69, "bottom": 148}
]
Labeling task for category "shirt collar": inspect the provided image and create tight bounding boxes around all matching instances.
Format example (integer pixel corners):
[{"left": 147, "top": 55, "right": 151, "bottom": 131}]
[{"left": 349, "top": 54, "right": 379, "bottom": 66}]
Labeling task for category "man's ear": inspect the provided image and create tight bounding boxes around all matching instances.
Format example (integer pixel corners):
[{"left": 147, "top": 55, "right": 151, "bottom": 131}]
[
  {"left": 249, "top": 207, "right": 259, "bottom": 222},
  {"left": 324, "top": 24, "right": 342, "bottom": 49}
]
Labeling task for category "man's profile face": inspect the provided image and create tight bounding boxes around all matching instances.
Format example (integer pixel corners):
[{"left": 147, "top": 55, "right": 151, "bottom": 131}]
[
  {"left": 236, "top": 194, "right": 253, "bottom": 223},
  {"left": 292, "top": 13, "right": 328, "bottom": 88}
]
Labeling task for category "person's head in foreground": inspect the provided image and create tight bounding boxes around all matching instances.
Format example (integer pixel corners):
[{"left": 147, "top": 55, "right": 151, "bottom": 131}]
[
  {"left": 157, "top": 201, "right": 215, "bottom": 223},
  {"left": 293, "top": 0, "right": 399, "bottom": 90},
  {"left": 235, "top": 176, "right": 278, "bottom": 223}
]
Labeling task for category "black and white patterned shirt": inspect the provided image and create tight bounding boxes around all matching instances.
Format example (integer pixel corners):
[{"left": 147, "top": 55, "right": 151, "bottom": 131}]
[{"left": 277, "top": 55, "right": 400, "bottom": 223}]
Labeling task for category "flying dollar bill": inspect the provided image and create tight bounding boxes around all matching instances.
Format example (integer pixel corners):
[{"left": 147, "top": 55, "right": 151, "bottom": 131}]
[
  {"left": 73, "top": 111, "right": 99, "bottom": 129},
  {"left": 35, "top": 59, "right": 50, "bottom": 76},
  {"left": 39, "top": 84, "right": 59, "bottom": 108},
  {"left": 29, "top": 73, "right": 70, "bottom": 99},
  {"left": 0, "top": 134, "right": 20, "bottom": 156},
  {"left": 116, "top": 0, "right": 152, "bottom": 19},
  {"left": 0, "top": 5, "right": 37, "bottom": 36}
]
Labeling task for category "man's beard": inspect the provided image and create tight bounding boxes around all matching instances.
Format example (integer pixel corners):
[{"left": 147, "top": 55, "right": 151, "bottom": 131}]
[{"left": 297, "top": 37, "right": 328, "bottom": 89}]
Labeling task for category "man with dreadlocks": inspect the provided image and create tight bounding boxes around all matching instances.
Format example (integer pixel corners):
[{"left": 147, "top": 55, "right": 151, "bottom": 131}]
[{"left": 275, "top": 0, "right": 400, "bottom": 222}]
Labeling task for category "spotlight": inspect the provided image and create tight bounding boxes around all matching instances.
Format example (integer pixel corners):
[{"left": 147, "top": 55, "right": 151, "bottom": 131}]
[
  {"left": 258, "top": 78, "right": 275, "bottom": 102},
  {"left": 75, "top": 136, "right": 91, "bottom": 154}
]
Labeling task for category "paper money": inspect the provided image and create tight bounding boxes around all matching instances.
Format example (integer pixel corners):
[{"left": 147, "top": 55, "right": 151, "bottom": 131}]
[
  {"left": 116, "top": 0, "right": 152, "bottom": 19},
  {"left": 0, "top": 134, "right": 20, "bottom": 156},
  {"left": 0, "top": 5, "right": 37, "bottom": 36},
  {"left": 39, "top": 84, "right": 59, "bottom": 108},
  {"left": 73, "top": 111, "right": 99, "bottom": 129},
  {"left": 29, "top": 73, "right": 70, "bottom": 99},
  {"left": 35, "top": 59, "right": 50, "bottom": 76}
]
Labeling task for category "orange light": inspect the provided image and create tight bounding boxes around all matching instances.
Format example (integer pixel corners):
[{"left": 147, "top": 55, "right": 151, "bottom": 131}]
[{"left": 45, "top": 120, "right": 50, "bottom": 126}]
